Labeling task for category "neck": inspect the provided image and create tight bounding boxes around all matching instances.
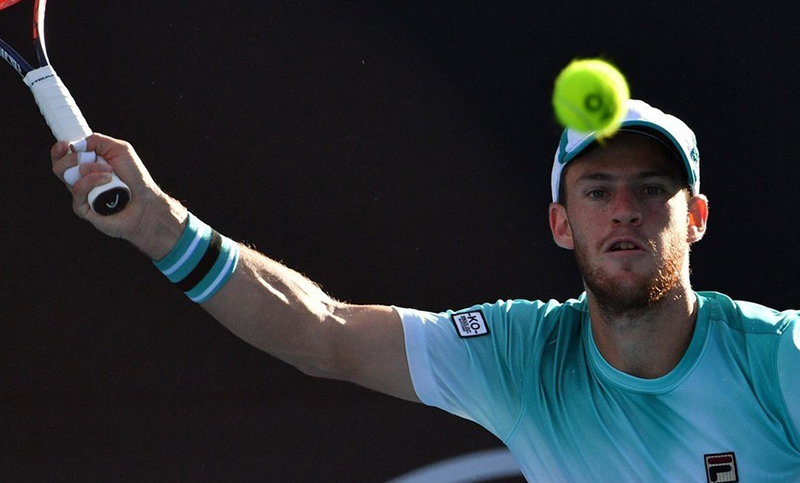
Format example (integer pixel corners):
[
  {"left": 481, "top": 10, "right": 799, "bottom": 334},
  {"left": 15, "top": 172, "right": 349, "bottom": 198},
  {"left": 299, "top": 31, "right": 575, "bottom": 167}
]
[{"left": 587, "top": 286, "right": 698, "bottom": 379}]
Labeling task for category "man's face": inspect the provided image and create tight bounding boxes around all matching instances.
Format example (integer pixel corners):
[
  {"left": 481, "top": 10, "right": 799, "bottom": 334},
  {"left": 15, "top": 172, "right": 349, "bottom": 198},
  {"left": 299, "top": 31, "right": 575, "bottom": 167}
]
[{"left": 550, "top": 133, "right": 705, "bottom": 314}]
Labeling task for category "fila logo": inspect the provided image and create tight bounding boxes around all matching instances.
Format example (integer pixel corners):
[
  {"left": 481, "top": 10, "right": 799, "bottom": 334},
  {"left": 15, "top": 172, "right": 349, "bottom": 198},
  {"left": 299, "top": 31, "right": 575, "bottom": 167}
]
[
  {"left": 451, "top": 310, "right": 489, "bottom": 338},
  {"left": 704, "top": 452, "right": 738, "bottom": 483}
]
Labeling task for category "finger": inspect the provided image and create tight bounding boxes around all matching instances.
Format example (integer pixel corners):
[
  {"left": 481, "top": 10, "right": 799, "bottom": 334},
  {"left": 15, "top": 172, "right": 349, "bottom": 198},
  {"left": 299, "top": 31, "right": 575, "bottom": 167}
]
[
  {"left": 79, "top": 161, "right": 113, "bottom": 177},
  {"left": 50, "top": 140, "right": 71, "bottom": 164},
  {"left": 78, "top": 133, "right": 149, "bottom": 191},
  {"left": 52, "top": 149, "right": 79, "bottom": 182},
  {"left": 81, "top": 133, "right": 133, "bottom": 164},
  {"left": 72, "top": 171, "right": 113, "bottom": 214},
  {"left": 58, "top": 151, "right": 100, "bottom": 185}
]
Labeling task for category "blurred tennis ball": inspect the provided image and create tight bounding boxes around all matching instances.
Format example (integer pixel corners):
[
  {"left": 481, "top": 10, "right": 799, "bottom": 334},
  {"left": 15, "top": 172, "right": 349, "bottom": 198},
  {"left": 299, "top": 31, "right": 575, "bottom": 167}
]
[{"left": 552, "top": 59, "right": 629, "bottom": 136}]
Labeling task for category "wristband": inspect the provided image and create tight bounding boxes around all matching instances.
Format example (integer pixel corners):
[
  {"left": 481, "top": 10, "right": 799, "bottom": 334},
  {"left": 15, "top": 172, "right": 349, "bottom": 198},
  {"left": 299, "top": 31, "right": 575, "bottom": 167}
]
[{"left": 153, "top": 212, "right": 240, "bottom": 303}]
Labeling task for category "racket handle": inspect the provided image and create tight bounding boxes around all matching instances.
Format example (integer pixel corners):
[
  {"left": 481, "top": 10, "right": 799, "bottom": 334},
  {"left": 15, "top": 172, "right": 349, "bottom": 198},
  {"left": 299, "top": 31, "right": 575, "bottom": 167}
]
[{"left": 24, "top": 65, "right": 130, "bottom": 215}]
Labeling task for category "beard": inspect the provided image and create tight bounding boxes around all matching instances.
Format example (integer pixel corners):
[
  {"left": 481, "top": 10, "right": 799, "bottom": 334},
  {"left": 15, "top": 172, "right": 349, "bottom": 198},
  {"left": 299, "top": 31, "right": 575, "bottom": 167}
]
[{"left": 572, "top": 228, "right": 688, "bottom": 317}]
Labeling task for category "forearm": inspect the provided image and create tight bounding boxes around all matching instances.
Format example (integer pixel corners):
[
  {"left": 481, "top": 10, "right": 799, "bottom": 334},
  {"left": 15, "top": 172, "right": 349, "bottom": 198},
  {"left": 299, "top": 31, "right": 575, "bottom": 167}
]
[
  {"left": 201, "top": 245, "right": 348, "bottom": 378},
  {"left": 133, "top": 198, "right": 350, "bottom": 378},
  {"left": 184, "top": 240, "right": 412, "bottom": 396}
]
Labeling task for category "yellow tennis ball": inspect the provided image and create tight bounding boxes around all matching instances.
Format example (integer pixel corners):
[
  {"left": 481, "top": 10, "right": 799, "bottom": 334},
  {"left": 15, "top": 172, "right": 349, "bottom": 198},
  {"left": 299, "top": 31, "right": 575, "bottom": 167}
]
[{"left": 552, "top": 59, "right": 630, "bottom": 136}]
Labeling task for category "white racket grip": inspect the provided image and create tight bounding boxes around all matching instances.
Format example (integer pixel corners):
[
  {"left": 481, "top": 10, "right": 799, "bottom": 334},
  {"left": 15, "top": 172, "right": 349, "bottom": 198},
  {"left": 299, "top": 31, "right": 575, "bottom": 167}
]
[
  {"left": 23, "top": 65, "right": 90, "bottom": 142},
  {"left": 24, "top": 65, "right": 130, "bottom": 215}
]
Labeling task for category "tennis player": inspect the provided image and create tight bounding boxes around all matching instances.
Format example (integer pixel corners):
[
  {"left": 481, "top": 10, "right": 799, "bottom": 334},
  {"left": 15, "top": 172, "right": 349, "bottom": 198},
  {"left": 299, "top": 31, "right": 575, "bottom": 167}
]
[{"left": 51, "top": 99, "right": 800, "bottom": 482}]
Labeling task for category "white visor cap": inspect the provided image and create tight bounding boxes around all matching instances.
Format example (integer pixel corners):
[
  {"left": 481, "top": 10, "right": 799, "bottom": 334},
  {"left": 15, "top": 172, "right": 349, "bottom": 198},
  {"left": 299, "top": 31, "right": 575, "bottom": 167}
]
[{"left": 550, "top": 99, "right": 700, "bottom": 203}]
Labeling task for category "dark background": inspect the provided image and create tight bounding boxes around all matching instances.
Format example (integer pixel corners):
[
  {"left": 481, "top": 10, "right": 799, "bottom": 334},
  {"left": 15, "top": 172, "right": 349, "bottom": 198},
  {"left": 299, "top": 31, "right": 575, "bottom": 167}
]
[{"left": 1, "top": 1, "right": 799, "bottom": 481}]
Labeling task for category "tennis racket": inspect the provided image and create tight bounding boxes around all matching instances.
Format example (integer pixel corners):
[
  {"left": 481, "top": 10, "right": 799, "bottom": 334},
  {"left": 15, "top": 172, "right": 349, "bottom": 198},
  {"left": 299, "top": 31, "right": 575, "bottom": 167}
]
[{"left": 0, "top": 0, "right": 130, "bottom": 215}]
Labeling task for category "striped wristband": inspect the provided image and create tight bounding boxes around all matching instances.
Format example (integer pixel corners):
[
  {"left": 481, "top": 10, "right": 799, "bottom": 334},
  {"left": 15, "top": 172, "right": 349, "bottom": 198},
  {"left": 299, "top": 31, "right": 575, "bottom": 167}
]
[{"left": 153, "top": 213, "right": 240, "bottom": 303}]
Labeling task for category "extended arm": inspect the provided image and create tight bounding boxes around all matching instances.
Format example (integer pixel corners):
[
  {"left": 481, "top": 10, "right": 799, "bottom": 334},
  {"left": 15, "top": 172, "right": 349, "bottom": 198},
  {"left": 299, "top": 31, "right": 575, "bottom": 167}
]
[{"left": 51, "top": 134, "right": 419, "bottom": 402}]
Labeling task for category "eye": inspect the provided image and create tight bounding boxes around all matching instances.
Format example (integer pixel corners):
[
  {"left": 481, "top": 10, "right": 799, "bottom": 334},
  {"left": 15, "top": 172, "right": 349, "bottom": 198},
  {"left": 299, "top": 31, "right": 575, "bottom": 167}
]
[
  {"left": 587, "top": 189, "right": 607, "bottom": 199},
  {"left": 643, "top": 186, "right": 665, "bottom": 196}
]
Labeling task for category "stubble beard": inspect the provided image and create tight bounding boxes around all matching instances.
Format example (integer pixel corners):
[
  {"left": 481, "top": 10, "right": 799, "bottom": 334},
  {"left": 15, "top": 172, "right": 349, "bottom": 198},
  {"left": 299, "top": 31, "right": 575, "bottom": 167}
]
[{"left": 573, "top": 230, "right": 688, "bottom": 317}]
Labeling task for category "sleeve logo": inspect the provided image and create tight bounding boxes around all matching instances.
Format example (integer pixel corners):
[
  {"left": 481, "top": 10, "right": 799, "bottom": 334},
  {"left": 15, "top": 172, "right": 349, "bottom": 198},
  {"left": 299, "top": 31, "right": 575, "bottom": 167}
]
[{"left": 451, "top": 310, "right": 490, "bottom": 338}]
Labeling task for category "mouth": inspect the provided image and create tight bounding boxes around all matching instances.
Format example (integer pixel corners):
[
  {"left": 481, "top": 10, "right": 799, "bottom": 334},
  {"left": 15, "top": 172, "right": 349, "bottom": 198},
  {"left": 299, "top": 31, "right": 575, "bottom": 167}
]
[{"left": 605, "top": 238, "right": 645, "bottom": 253}]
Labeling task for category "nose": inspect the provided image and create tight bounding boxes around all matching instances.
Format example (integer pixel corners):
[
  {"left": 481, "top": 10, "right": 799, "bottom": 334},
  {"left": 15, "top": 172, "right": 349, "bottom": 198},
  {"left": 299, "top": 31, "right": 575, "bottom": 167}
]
[{"left": 611, "top": 189, "right": 642, "bottom": 226}]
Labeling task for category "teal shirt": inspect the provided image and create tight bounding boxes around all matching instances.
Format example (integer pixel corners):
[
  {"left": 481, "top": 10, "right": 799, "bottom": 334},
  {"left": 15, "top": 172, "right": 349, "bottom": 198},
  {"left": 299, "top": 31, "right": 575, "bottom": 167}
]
[{"left": 399, "top": 292, "right": 800, "bottom": 482}]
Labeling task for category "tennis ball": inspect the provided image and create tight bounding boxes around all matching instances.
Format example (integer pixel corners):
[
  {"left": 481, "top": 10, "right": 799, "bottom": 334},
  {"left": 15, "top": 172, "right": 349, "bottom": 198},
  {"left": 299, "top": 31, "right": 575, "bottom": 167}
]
[{"left": 552, "top": 59, "right": 630, "bottom": 136}]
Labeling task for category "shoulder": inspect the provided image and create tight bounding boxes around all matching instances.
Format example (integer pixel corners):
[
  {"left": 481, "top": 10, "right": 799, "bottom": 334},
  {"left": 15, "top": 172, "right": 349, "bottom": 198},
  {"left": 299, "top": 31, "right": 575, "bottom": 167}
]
[
  {"left": 399, "top": 297, "right": 585, "bottom": 326},
  {"left": 454, "top": 297, "right": 587, "bottom": 341},
  {"left": 402, "top": 297, "right": 589, "bottom": 374},
  {"left": 698, "top": 291, "right": 797, "bottom": 336},
  {"left": 699, "top": 291, "right": 800, "bottom": 446},
  {"left": 397, "top": 296, "right": 588, "bottom": 356},
  {"left": 473, "top": 297, "right": 584, "bottom": 321}
]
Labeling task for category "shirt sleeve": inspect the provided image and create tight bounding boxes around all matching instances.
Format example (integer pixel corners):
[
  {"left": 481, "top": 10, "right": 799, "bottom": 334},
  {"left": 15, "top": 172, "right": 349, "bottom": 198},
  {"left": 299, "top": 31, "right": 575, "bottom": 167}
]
[
  {"left": 396, "top": 300, "right": 559, "bottom": 441},
  {"left": 777, "top": 317, "right": 800, "bottom": 443}
]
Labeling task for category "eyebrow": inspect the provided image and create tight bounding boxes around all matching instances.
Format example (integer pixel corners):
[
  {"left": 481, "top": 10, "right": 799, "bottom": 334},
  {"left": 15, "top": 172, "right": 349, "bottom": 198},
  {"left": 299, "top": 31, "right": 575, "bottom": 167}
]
[{"left": 574, "top": 171, "right": 677, "bottom": 185}]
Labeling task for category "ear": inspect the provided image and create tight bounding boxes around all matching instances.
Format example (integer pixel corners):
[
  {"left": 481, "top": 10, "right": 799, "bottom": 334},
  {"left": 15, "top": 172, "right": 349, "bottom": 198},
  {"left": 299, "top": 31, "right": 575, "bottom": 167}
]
[
  {"left": 687, "top": 194, "right": 709, "bottom": 244},
  {"left": 549, "top": 202, "right": 575, "bottom": 250}
]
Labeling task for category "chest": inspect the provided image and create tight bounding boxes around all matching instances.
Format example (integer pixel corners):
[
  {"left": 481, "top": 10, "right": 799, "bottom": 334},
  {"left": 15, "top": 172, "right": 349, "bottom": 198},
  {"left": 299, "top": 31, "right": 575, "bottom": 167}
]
[{"left": 507, "top": 337, "right": 800, "bottom": 482}]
